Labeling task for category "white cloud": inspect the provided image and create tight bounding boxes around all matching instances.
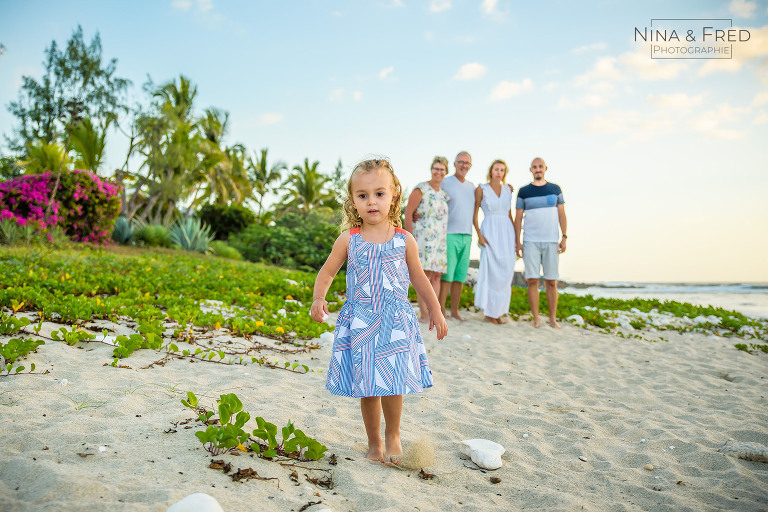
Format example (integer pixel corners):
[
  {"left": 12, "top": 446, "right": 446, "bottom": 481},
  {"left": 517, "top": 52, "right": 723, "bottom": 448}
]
[
  {"left": 571, "top": 42, "right": 607, "bottom": 54},
  {"left": 544, "top": 82, "right": 557, "bottom": 92},
  {"left": 729, "top": 0, "right": 757, "bottom": 18},
  {"left": 171, "top": 0, "right": 192, "bottom": 10},
  {"left": 259, "top": 113, "right": 283, "bottom": 126},
  {"left": 329, "top": 88, "right": 344, "bottom": 102},
  {"left": 646, "top": 93, "right": 704, "bottom": 109},
  {"left": 557, "top": 93, "right": 609, "bottom": 109},
  {"left": 585, "top": 110, "right": 640, "bottom": 133},
  {"left": 753, "top": 92, "right": 768, "bottom": 106},
  {"left": 753, "top": 111, "right": 768, "bottom": 124},
  {"left": 379, "top": 66, "right": 394, "bottom": 79},
  {"left": 430, "top": 0, "right": 451, "bottom": 12},
  {"left": 574, "top": 57, "right": 624, "bottom": 85},
  {"left": 454, "top": 62, "right": 486, "bottom": 80},
  {"left": 699, "top": 26, "right": 768, "bottom": 82},
  {"left": 197, "top": 0, "right": 213, "bottom": 12},
  {"left": 424, "top": 31, "right": 435, "bottom": 41},
  {"left": 353, "top": 91, "right": 363, "bottom": 101},
  {"left": 489, "top": 78, "right": 533, "bottom": 101},
  {"left": 384, "top": 0, "right": 404, "bottom": 7},
  {"left": 692, "top": 104, "right": 748, "bottom": 139},
  {"left": 481, "top": 0, "right": 497, "bottom": 15},
  {"left": 619, "top": 47, "right": 688, "bottom": 81}
]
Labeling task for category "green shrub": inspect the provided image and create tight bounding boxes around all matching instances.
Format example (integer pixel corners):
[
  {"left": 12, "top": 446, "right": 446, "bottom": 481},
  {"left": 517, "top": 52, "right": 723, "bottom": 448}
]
[
  {"left": 111, "top": 216, "right": 134, "bottom": 245},
  {"left": 133, "top": 224, "right": 172, "bottom": 248},
  {"left": 199, "top": 203, "right": 255, "bottom": 240},
  {"left": 169, "top": 217, "right": 214, "bottom": 253},
  {"left": 209, "top": 240, "right": 243, "bottom": 260},
  {"left": 229, "top": 211, "right": 339, "bottom": 271}
]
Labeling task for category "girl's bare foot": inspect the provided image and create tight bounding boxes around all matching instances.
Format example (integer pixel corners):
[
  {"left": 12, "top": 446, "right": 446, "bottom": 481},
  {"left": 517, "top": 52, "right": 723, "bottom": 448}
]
[{"left": 384, "top": 433, "right": 402, "bottom": 464}]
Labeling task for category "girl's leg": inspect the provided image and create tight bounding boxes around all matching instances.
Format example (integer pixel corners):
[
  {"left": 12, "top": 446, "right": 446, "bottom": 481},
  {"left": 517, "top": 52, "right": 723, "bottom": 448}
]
[
  {"left": 381, "top": 395, "right": 403, "bottom": 461},
  {"left": 360, "top": 397, "right": 384, "bottom": 461}
]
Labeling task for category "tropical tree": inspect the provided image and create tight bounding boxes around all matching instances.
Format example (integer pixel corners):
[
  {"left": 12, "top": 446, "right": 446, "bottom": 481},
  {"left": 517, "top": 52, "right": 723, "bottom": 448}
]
[
  {"left": 69, "top": 116, "right": 114, "bottom": 173},
  {"left": 279, "top": 158, "right": 334, "bottom": 215},
  {"left": 21, "top": 140, "right": 71, "bottom": 175},
  {"left": 5, "top": 25, "right": 130, "bottom": 152},
  {"left": 248, "top": 148, "right": 286, "bottom": 218}
]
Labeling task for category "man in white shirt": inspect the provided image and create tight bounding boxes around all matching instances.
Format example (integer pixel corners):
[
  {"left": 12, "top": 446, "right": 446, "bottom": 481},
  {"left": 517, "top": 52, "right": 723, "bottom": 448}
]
[{"left": 439, "top": 151, "right": 475, "bottom": 322}]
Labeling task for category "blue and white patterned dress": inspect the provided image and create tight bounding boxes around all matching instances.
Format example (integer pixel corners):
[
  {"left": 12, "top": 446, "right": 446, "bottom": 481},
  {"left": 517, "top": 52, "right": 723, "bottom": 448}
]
[{"left": 326, "top": 227, "right": 434, "bottom": 398}]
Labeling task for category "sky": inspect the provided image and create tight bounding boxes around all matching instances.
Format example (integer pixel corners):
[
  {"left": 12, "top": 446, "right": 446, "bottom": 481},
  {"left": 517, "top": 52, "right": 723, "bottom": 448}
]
[{"left": 1, "top": 0, "right": 767, "bottom": 284}]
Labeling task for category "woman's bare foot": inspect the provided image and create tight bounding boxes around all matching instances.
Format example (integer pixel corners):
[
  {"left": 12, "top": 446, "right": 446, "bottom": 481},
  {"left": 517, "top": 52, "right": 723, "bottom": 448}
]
[
  {"left": 484, "top": 316, "right": 500, "bottom": 324},
  {"left": 451, "top": 312, "right": 466, "bottom": 322},
  {"left": 548, "top": 318, "right": 561, "bottom": 328},
  {"left": 366, "top": 446, "right": 385, "bottom": 462},
  {"left": 497, "top": 316, "right": 508, "bottom": 324}
]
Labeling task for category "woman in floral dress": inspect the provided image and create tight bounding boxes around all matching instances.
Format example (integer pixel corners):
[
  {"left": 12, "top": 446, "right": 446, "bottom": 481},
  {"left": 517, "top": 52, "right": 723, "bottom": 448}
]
[{"left": 404, "top": 156, "right": 449, "bottom": 322}]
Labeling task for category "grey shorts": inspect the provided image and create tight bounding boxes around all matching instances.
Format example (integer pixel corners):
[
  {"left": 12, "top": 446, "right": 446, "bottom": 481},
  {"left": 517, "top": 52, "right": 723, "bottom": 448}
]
[{"left": 523, "top": 241, "right": 559, "bottom": 280}]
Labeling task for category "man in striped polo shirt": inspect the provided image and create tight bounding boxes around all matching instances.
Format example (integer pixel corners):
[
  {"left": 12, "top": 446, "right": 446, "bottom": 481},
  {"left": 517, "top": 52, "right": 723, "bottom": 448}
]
[{"left": 513, "top": 157, "right": 568, "bottom": 328}]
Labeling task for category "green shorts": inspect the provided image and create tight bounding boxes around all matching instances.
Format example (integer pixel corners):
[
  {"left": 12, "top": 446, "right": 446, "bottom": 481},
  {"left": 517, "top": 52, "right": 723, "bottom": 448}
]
[{"left": 442, "top": 234, "right": 472, "bottom": 282}]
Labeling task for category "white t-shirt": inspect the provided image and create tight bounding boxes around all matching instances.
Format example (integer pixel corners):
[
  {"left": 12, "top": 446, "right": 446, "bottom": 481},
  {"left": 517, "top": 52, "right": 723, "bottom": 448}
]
[{"left": 440, "top": 175, "right": 475, "bottom": 235}]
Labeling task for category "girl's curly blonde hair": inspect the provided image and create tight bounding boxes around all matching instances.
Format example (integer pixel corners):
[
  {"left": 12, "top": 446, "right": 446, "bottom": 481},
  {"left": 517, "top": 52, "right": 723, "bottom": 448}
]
[{"left": 341, "top": 158, "right": 403, "bottom": 231}]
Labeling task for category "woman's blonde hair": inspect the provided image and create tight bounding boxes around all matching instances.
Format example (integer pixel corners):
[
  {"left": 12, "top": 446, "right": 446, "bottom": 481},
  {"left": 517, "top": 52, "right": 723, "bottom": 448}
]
[
  {"left": 342, "top": 158, "right": 403, "bottom": 230},
  {"left": 486, "top": 159, "right": 509, "bottom": 183},
  {"left": 431, "top": 155, "right": 449, "bottom": 172}
]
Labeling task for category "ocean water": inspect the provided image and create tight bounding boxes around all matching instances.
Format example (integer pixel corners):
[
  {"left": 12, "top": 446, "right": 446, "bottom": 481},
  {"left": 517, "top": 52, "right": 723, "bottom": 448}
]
[{"left": 561, "top": 282, "right": 768, "bottom": 319}]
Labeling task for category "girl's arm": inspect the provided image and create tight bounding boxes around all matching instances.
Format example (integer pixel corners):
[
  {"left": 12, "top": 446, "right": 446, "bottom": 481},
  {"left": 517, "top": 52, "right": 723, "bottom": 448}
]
[
  {"left": 310, "top": 230, "right": 350, "bottom": 322},
  {"left": 403, "top": 231, "right": 448, "bottom": 340},
  {"left": 403, "top": 187, "right": 423, "bottom": 233},
  {"left": 473, "top": 185, "right": 487, "bottom": 247}
]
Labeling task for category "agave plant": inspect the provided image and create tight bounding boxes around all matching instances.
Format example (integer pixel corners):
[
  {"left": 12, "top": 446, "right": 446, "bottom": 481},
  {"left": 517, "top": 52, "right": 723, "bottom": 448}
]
[
  {"left": 170, "top": 217, "right": 215, "bottom": 253},
  {"left": 111, "top": 216, "right": 134, "bottom": 245},
  {"left": 133, "top": 223, "right": 173, "bottom": 248}
]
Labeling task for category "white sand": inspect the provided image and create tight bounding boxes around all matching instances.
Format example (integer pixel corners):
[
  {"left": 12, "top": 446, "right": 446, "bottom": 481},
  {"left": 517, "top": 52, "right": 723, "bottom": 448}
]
[{"left": 1, "top": 311, "right": 767, "bottom": 511}]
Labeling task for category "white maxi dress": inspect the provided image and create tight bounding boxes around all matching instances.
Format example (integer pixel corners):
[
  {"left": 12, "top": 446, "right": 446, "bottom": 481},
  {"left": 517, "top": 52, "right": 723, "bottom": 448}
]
[{"left": 474, "top": 183, "right": 516, "bottom": 318}]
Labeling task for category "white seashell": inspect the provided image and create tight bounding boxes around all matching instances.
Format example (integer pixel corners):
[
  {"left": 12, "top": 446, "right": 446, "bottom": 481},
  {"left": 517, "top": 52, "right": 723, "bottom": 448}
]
[
  {"left": 522, "top": 434, "right": 528, "bottom": 438},
  {"left": 640, "top": 439, "right": 646, "bottom": 443},
  {"left": 167, "top": 493, "right": 224, "bottom": 512},
  {"left": 459, "top": 439, "right": 505, "bottom": 470},
  {"left": 578, "top": 456, "right": 587, "bottom": 462},
  {"left": 319, "top": 332, "right": 334, "bottom": 345},
  {"left": 461, "top": 334, "right": 471, "bottom": 341},
  {"left": 98, "top": 446, "right": 106, "bottom": 452},
  {"left": 669, "top": 446, "right": 675, "bottom": 450},
  {"left": 59, "top": 378, "right": 68, "bottom": 387}
]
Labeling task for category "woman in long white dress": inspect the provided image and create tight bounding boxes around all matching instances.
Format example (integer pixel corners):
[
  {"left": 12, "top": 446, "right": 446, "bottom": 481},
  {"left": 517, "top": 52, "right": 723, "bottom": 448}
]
[
  {"left": 404, "top": 156, "right": 449, "bottom": 322},
  {"left": 472, "top": 159, "right": 517, "bottom": 324}
]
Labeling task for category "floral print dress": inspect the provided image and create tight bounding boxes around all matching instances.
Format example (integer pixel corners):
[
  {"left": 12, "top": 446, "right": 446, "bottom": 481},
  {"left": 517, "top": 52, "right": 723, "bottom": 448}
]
[{"left": 412, "top": 182, "right": 448, "bottom": 274}]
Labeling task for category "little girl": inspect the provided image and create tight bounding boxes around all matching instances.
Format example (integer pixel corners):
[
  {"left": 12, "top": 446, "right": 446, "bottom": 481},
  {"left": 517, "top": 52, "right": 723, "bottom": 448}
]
[{"left": 310, "top": 158, "right": 448, "bottom": 464}]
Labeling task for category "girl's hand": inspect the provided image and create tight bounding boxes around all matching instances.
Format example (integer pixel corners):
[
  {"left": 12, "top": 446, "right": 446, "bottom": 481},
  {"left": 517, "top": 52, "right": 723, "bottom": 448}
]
[
  {"left": 429, "top": 309, "right": 448, "bottom": 340},
  {"left": 310, "top": 298, "right": 328, "bottom": 322}
]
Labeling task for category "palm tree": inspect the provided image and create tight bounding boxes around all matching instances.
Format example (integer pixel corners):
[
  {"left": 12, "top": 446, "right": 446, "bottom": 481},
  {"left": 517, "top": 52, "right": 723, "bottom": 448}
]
[
  {"left": 155, "top": 75, "right": 197, "bottom": 123},
  {"left": 22, "top": 140, "right": 71, "bottom": 174},
  {"left": 279, "top": 158, "right": 334, "bottom": 215},
  {"left": 70, "top": 116, "right": 114, "bottom": 173},
  {"left": 248, "top": 148, "right": 286, "bottom": 217}
]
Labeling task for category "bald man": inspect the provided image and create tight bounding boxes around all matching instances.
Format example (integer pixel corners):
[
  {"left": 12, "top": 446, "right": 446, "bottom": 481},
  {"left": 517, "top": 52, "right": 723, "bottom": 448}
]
[{"left": 513, "top": 157, "right": 567, "bottom": 328}]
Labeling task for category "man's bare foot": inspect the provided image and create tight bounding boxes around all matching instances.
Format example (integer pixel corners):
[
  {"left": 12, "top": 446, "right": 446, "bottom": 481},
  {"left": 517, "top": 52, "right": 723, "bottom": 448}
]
[
  {"left": 532, "top": 317, "right": 541, "bottom": 328},
  {"left": 451, "top": 313, "right": 466, "bottom": 322},
  {"left": 484, "top": 316, "right": 500, "bottom": 324},
  {"left": 549, "top": 319, "right": 560, "bottom": 328}
]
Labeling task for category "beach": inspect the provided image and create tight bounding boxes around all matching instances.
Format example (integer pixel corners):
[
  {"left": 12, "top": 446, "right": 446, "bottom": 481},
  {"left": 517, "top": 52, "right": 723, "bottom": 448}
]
[{"left": 1, "top": 309, "right": 767, "bottom": 512}]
